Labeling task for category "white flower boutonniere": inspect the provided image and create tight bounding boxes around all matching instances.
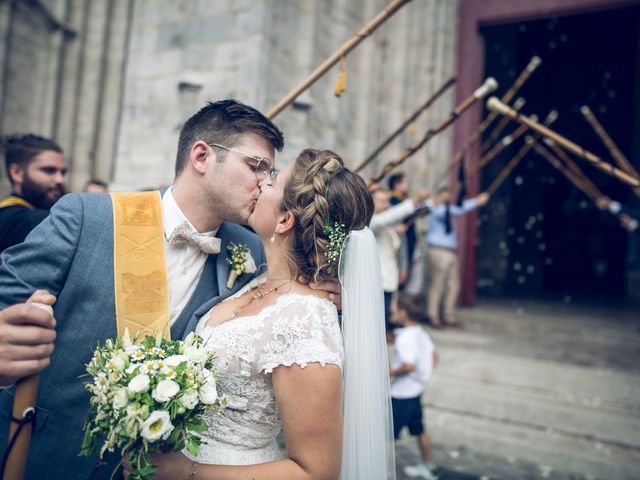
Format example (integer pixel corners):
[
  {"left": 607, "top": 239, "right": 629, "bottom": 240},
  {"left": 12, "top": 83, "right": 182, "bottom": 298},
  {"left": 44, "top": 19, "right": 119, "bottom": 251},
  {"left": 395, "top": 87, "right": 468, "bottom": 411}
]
[{"left": 226, "top": 242, "right": 257, "bottom": 289}]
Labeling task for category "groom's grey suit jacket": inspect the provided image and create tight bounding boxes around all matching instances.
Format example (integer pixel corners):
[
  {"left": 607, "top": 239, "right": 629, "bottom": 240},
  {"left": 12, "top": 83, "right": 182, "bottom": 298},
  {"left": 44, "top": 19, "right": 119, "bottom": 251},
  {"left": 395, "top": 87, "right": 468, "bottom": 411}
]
[{"left": 0, "top": 192, "right": 265, "bottom": 479}]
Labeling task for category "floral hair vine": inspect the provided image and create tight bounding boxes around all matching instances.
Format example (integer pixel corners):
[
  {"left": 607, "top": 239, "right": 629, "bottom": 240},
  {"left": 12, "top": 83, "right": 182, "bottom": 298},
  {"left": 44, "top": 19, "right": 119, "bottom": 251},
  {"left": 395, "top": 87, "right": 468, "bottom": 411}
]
[
  {"left": 321, "top": 186, "right": 347, "bottom": 274},
  {"left": 323, "top": 220, "right": 347, "bottom": 274}
]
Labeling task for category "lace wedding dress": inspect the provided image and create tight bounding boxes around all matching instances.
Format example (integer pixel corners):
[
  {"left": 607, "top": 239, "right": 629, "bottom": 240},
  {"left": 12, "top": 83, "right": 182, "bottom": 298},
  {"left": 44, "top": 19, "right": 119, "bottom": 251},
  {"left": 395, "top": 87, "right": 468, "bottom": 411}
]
[{"left": 183, "top": 278, "right": 344, "bottom": 466}]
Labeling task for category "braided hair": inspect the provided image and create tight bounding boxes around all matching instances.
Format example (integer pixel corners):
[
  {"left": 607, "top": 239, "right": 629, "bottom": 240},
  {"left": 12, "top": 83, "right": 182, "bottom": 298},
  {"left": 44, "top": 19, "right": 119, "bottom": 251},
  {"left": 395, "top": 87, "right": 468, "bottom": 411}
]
[{"left": 281, "top": 149, "right": 373, "bottom": 283}]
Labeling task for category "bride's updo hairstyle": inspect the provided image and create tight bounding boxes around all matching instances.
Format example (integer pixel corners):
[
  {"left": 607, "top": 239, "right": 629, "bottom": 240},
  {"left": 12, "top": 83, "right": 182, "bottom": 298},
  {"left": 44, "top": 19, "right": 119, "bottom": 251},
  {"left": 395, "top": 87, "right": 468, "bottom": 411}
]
[{"left": 280, "top": 149, "right": 373, "bottom": 283}]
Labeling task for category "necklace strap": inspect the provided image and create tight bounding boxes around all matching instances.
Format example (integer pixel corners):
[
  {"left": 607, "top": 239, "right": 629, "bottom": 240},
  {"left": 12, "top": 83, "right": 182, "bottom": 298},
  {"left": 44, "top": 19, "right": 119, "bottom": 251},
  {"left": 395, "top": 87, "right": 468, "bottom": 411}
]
[{"left": 230, "top": 279, "right": 290, "bottom": 319}]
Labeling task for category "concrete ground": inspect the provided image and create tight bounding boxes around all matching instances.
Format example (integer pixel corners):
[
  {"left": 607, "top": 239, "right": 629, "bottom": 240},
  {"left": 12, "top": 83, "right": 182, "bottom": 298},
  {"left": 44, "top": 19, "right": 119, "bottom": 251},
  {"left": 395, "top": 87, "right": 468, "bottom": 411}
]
[{"left": 394, "top": 298, "right": 640, "bottom": 480}]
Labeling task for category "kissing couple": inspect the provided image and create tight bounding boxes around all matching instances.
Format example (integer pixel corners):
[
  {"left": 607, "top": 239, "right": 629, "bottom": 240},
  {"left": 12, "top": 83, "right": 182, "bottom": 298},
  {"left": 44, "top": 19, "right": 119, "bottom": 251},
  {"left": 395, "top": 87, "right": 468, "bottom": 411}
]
[{"left": 0, "top": 100, "right": 394, "bottom": 479}]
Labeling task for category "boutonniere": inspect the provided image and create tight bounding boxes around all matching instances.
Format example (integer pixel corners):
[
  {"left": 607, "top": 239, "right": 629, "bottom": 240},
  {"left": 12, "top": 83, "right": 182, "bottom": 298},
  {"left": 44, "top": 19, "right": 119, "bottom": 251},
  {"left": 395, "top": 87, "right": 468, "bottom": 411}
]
[{"left": 225, "top": 242, "right": 257, "bottom": 289}]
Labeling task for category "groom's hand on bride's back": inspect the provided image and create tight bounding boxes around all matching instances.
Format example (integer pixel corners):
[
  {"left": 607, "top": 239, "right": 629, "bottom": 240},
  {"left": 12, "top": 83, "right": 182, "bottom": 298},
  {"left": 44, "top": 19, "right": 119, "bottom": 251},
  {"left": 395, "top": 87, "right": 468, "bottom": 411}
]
[
  {"left": 299, "top": 276, "right": 342, "bottom": 309},
  {"left": 0, "top": 290, "right": 57, "bottom": 387}
]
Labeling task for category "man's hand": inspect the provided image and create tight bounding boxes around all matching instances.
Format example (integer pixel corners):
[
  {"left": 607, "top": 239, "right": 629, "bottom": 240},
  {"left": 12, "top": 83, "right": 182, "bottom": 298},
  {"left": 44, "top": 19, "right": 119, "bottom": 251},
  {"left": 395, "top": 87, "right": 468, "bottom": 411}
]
[
  {"left": 619, "top": 213, "right": 638, "bottom": 232},
  {"left": 395, "top": 223, "right": 408, "bottom": 236},
  {"left": 476, "top": 192, "right": 490, "bottom": 206},
  {"left": 0, "top": 290, "right": 57, "bottom": 387},
  {"left": 411, "top": 189, "right": 432, "bottom": 205},
  {"left": 300, "top": 276, "right": 342, "bottom": 310},
  {"left": 595, "top": 196, "right": 610, "bottom": 211}
]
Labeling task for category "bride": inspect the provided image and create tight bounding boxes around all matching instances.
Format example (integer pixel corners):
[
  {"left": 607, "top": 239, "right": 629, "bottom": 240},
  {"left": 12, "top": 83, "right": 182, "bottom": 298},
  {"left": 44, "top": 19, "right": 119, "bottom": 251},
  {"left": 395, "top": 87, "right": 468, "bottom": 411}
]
[{"left": 146, "top": 149, "right": 395, "bottom": 479}]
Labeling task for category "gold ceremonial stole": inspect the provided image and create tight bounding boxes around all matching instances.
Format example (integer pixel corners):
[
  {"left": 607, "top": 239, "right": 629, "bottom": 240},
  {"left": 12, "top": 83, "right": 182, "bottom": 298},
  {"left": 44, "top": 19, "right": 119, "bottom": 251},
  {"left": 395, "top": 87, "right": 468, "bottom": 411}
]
[
  {"left": 0, "top": 196, "right": 34, "bottom": 209},
  {"left": 111, "top": 192, "right": 171, "bottom": 340}
]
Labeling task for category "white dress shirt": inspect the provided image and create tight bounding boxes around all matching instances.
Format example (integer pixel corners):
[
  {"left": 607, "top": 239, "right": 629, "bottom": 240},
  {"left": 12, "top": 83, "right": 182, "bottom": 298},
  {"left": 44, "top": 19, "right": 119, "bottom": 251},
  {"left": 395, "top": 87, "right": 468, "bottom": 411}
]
[{"left": 163, "top": 188, "right": 219, "bottom": 325}]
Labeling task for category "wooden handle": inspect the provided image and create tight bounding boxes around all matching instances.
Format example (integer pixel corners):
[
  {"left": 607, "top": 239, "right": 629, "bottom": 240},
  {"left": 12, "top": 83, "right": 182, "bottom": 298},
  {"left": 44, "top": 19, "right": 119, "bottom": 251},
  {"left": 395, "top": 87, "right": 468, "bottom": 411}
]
[
  {"left": 355, "top": 76, "right": 456, "bottom": 172},
  {"left": 486, "top": 97, "right": 640, "bottom": 187},
  {"left": 368, "top": 78, "right": 498, "bottom": 184},
  {"left": 266, "top": 0, "right": 413, "bottom": 119},
  {"left": 5, "top": 303, "right": 51, "bottom": 480}
]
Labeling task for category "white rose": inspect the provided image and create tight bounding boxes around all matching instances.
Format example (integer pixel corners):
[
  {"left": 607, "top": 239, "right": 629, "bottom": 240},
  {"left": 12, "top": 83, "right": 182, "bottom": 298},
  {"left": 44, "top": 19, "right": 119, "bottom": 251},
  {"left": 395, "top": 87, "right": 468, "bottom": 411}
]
[
  {"left": 164, "top": 354, "right": 188, "bottom": 368},
  {"left": 183, "top": 332, "right": 196, "bottom": 347},
  {"left": 244, "top": 253, "right": 257, "bottom": 273},
  {"left": 127, "top": 374, "right": 150, "bottom": 393},
  {"left": 112, "top": 388, "right": 129, "bottom": 409},
  {"left": 140, "top": 410, "right": 174, "bottom": 442},
  {"left": 110, "top": 353, "right": 127, "bottom": 372},
  {"left": 179, "top": 389, "right": 199, "bottom": 410},
  {"left": 199, "top": 381, "right": 218, "bottom": 405},
  {"left": 184, "top": 345, "right": 207, "bottom": 364},
  {"left": 152, "top": 379, "right": 180, "bottom": 403}
]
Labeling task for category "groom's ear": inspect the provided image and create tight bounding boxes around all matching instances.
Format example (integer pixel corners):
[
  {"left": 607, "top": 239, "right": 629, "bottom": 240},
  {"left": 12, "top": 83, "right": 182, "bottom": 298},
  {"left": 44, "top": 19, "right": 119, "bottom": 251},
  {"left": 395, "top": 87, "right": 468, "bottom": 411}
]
[
  {"left": 190, "top": 141, "right": 210, "bottom": 174},
  {"left": 275, "top": 211, "right": 295, "bottom": 235}
]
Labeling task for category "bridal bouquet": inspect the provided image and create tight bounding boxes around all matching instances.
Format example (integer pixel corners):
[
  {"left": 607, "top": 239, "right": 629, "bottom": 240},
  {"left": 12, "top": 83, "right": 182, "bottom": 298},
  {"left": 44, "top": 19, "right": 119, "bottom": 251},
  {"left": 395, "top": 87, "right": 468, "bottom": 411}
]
[{"left": 80, "top": 330, "right": 224, "bottom": 480}]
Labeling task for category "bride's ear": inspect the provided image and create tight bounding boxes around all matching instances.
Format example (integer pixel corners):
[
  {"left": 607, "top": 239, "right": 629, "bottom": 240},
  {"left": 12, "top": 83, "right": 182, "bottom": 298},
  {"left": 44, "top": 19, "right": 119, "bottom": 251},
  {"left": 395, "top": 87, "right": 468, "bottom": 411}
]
[{"left": 275, "top": 211, "right": 295, "bottom": 235}]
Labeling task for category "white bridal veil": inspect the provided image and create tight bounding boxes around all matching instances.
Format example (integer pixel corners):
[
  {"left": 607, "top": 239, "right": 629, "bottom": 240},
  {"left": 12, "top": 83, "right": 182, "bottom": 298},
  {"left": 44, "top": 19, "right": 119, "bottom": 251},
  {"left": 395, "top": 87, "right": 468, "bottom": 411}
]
[{"left": 339, "top": 227, "right": 396, "bottom": 480}]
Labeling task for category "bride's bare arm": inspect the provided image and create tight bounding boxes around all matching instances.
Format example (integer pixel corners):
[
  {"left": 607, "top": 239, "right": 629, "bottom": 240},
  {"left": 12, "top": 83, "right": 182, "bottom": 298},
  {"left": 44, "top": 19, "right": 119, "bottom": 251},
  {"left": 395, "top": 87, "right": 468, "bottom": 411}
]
[{"left": 149, "top": 363, "right": 343, "bottom": 480}]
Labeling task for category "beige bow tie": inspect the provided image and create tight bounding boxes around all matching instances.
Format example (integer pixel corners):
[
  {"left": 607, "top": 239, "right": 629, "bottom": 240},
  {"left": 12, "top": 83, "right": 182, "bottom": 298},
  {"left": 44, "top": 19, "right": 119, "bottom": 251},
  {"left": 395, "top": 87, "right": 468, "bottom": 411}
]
[{"left": 168, "top": 222, "right": 221, "bottom": 254}]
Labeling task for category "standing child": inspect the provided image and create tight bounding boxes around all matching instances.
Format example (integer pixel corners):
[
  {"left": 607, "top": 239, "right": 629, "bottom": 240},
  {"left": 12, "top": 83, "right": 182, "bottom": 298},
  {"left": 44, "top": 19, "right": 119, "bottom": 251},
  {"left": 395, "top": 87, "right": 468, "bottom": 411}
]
[{"left": 390, "top": 295, "right": 439, "bottom": 479}]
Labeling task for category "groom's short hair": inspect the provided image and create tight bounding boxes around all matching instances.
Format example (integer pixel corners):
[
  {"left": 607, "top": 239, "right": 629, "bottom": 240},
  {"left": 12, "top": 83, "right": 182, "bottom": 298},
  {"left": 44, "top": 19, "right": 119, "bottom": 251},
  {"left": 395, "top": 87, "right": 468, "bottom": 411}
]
[{"left": 174, "top": 99, "right": 284, "bottom": 177}]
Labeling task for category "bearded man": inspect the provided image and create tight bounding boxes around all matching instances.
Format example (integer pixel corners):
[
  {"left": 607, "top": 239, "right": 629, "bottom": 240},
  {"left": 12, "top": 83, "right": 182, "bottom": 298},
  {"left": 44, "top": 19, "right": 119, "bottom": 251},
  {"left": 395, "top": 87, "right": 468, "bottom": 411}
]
[{"left": 0, "top": 134, "right": 67, "bottom": 253}]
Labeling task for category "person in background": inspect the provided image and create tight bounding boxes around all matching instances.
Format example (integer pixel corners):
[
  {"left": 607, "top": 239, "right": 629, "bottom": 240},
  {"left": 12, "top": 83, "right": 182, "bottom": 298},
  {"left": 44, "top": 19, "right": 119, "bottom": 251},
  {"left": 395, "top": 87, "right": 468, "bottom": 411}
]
[
  {"left": 388, "top": 172, "right": 416, "bottom": 288},
  {"left": 83, "top": 178, "right": 108, "bottom": 193},
  {"left": 0, "top": 134, "right": 67, "bottom": 253},
  {"left": 390, "top": 294, "right": 439, "bottom": 480},
  {"left": 426, "top": 188, "right": 489, "bottom": 328},
  {"left": 370, "top": 184, "right": 431, "bottom": 333}
]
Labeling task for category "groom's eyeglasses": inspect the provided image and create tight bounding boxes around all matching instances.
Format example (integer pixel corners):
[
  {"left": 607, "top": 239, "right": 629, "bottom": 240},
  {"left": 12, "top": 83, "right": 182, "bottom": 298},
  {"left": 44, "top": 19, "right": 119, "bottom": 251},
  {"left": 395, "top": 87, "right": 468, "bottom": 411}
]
[{"left": 209, "top": 143, "right": 278, "bottom": 182}]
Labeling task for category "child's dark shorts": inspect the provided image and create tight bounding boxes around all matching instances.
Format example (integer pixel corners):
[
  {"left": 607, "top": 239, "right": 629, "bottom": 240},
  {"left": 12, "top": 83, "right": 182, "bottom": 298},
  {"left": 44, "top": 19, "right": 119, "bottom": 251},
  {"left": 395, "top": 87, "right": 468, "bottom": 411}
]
[{"left": 391, "top": 395, "right": 424, "bottom": 439}]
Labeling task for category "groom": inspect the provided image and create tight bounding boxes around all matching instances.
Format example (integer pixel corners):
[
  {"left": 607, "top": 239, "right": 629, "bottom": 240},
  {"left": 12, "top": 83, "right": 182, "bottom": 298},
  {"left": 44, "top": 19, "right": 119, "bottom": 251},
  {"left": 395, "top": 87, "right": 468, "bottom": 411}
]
[{"left": 0, "top": 100, "right": 284, "bottom": 479}]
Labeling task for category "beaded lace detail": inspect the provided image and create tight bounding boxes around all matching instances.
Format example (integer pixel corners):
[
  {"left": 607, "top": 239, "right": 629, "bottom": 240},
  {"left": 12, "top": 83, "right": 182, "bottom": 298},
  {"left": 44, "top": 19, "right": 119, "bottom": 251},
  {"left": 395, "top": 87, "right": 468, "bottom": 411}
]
[{"left": 187, "top": 291, "right": 343, "bottom": 464}]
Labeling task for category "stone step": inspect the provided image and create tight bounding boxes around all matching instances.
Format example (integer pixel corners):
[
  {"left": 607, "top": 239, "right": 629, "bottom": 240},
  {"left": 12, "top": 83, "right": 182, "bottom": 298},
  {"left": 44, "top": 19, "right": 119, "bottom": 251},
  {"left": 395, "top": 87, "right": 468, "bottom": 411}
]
[
  {"left": 431, "top": 349, "right": 640, "bottom": 411},
  {"left": 426, "top": 408, "right": 640, "bottom": 480},
  {"left": 427, "top": 374, "right": 640, "bottom": 449}
]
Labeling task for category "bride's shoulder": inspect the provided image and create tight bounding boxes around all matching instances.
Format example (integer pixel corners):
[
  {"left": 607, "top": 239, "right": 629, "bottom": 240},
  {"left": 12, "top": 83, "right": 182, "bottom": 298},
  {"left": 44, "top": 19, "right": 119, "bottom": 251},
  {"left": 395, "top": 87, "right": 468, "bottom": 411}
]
[
  {"left": 284, "top": 282, "right": 334, "bottom": 308},
  {"left": 268, "top": 286, "right": 337, "bottom": 321}
]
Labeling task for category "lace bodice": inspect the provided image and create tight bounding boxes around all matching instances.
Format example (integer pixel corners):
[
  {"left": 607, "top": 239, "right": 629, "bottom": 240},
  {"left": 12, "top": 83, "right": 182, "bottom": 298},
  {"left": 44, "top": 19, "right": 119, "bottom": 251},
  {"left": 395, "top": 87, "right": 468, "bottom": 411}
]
[{"left": 186, "top": 288, "right": 344, "bottom": 465}]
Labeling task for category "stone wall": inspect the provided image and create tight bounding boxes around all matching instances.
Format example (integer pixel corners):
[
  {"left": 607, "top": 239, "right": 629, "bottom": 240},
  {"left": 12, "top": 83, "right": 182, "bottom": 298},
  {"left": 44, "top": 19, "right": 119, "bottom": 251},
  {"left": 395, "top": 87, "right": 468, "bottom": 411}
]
[
  {"left": 0, "top": 0, "right": 133, "bottom": 193},
  {"left": 1, "top": 0, "right": 459, "bottom": 194}
]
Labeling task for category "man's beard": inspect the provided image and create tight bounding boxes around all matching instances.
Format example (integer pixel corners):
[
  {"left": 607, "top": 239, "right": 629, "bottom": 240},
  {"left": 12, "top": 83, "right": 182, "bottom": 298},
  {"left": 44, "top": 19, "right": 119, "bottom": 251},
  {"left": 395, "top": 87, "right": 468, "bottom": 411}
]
[{"left": 21, "top": 174, "right": 65, "bottom": 209}]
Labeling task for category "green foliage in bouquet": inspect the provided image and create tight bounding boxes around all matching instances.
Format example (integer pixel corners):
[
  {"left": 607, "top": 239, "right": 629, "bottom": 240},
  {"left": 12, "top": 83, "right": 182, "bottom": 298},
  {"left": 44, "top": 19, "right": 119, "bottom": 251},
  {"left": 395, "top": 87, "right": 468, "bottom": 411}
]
[{"left": 80, "top": 330, "right": 225, "bottom": 480}]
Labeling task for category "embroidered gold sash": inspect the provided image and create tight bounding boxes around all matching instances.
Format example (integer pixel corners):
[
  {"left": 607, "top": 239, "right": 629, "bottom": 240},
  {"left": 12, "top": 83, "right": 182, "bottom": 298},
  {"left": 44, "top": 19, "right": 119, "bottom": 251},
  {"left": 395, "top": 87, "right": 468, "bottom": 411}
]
[
  {"left": 111, "top": 192, "right": 170, "bottom": 340},
  {"left": 0, "top": 196, "right": 34, "bottom": 209}
]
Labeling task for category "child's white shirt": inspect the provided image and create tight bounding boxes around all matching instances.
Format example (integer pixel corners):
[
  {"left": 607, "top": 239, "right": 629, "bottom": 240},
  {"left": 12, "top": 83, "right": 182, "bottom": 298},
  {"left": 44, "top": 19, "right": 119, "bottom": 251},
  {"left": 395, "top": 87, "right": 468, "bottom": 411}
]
[{"left": 390, "top": 325, "right": 435, "bottom": 399}]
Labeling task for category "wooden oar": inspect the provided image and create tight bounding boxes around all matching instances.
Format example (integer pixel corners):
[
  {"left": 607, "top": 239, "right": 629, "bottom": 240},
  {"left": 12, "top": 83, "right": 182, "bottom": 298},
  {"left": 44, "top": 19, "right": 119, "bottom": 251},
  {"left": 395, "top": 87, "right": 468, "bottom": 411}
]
[
  {"left": 354, "top": 76, "right": 456, "bottom": 173},
  {"left": 368, "top": 77, "right": 498, "bottom": 185},
  {"left": 486, "top": 97, "right": 640, "bottom": 187},
  {"left": 267, "top": 0, "right": 413, "bottom": 119}
]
